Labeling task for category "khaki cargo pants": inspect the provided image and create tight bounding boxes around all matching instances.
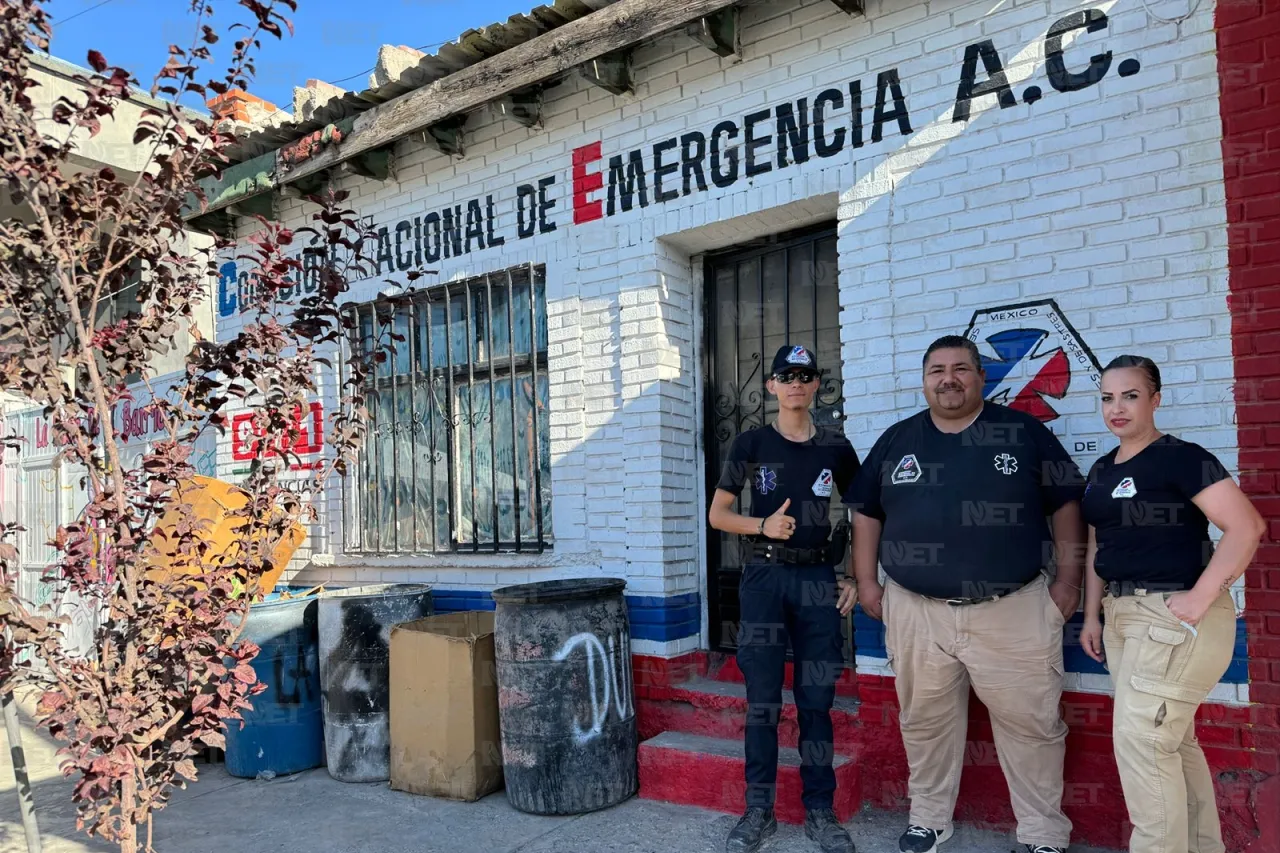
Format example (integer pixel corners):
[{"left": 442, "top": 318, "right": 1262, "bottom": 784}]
[
  {"left": 1101, "top": 589, "right": 1236, "bottom": 853},
  {"left": 882, "top": 573, "right": 1072, "bottom": 848}
]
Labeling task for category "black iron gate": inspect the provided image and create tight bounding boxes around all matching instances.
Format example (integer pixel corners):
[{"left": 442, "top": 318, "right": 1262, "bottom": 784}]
[{"left": 702, "top": 223, "right": 849, "bottom": 655}]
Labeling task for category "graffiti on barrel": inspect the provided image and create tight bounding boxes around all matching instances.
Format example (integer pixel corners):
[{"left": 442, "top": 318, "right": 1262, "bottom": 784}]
[
  {"left": 552, "top": 630, "right": 633, "bottom": 746},
  {"left": 317, "top": 584, "right": 433, "bottom": 783}
]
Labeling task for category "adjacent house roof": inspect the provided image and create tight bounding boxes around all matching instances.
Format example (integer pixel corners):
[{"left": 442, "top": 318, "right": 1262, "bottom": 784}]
[{"left": 219, "top": 0, "right": 618, "bottom": 165}]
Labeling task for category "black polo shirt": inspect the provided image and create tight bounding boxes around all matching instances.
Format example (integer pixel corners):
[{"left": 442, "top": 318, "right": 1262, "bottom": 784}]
[
  {"left": 847, "top": 402, "right": 1085, "bottom": 599},
  {"left": 716, "top": 424, "right": 861, "bottom": 551},
  {"left": 1081, "top": 434, "right": 1231, "bottom": 591}
]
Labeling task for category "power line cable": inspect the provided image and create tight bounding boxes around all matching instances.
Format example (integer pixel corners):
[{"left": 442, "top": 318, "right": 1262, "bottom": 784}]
[{"left": 53, "top": 0, "right": 117, "bottom": 28}]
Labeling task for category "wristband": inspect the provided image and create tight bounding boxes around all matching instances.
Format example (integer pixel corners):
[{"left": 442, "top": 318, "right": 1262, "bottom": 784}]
[{"left": 758, "top": 517, "right": 765, "bottom": 535}]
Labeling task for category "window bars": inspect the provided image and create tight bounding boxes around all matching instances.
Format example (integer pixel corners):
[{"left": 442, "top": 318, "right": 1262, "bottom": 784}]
[{"left": 342, "top": 263, "right": 551, "bottom": 554}]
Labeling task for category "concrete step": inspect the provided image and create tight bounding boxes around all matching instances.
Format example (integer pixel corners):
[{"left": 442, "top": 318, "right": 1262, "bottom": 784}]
[
  {"left": 637, "top": 676, "right": 861, "bottom": 755},
  {"left": 637, "top": 731, "right": 862, "bottom": 825}
]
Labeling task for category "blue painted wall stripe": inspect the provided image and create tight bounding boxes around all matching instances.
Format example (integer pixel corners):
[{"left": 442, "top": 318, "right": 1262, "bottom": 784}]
[{"left": 426, "top": 588, "right": 702, "bottom": 643}]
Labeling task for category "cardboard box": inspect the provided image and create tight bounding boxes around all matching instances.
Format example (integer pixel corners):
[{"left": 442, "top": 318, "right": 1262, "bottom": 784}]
[{"left": 389, "top": 611, "right": 503, "bottom": 801}]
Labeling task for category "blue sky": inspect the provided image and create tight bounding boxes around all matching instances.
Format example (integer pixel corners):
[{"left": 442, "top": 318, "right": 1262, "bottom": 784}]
[{"left": 41, "top": 0, "right": 538, "bottom": 113}]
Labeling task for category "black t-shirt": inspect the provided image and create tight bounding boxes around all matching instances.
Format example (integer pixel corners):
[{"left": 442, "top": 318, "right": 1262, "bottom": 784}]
[
  {"left": 715, "top": 424, "right": 861, "bottom": 550},
  {"left": 1081, "top": 434, "right": 1231, "bottom": 590},
  {"left": 846, "top": 403, "right": 1085, "bottom": 599}
]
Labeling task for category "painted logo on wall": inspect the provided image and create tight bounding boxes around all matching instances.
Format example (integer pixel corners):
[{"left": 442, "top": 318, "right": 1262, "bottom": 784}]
[{"left": 964, "top": 299, "right": 1101, "bottom": 425}]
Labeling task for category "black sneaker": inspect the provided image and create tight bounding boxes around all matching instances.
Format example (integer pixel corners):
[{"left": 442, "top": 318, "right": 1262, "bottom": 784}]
[
  {"left": 726, "top": 807, "right": 777, "bottom": 853},
  {"left": 804, "top": 808, "right": 855, "bottom": 853},
  {"left": 1025, "top": 846, "right": 1067, "bottom": 853},
  {"left": 899, "top": 824, "right": 953, "bottom": 853}
]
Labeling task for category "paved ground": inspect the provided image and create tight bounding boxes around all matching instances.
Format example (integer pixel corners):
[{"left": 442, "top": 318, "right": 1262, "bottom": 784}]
[{"left": 0, "top": 690, "right": 1122, "bottom": 853}]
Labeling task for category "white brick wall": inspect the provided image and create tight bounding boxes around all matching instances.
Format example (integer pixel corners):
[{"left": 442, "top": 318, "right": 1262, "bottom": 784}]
[{"left": 213, "top": 0, "right": 1240, "bottom": 677}]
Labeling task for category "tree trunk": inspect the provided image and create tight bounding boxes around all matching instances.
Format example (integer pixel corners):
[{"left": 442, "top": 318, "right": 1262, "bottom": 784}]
[
  {"left": 1, "top": 687, "right": 42, "bottom": 853},
  {"left": 119, "top": 773, "right": 137, "bottom": 853}
]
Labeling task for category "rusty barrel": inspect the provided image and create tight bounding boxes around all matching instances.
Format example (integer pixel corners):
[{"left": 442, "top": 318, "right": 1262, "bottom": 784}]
[
  {"left": 317, "top": 584, "right": 433, "bottom": 782},
  {"left": 491, "top": 578, "right": 637, "bottom": 815}
]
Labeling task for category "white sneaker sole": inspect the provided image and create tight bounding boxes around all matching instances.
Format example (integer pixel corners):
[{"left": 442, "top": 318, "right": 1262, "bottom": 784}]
[{"left": 901, "top": 826, "right": 954, "bottom": 853}]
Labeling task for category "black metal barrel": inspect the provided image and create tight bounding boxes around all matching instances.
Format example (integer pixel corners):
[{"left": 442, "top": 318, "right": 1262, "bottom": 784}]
[
  {"left": 491, "top": 578, "right": 638, "bottom": 815},
  {"left": 317, "top": 583, "right": 433, "bottom": 783}
]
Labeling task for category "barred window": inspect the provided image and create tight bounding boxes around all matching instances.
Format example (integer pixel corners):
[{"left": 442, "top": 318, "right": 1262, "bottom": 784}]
[{"left": 343, "top": 264, "right": 551, "bottom": 553}]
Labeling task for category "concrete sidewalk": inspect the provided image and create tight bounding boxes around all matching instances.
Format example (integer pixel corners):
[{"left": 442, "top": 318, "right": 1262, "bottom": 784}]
[{"left": 0, "top": 694, "right": 1123, "bottom": 853}]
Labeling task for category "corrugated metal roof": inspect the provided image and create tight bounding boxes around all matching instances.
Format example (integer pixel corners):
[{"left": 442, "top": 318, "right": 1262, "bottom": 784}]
[{"left": 221, "top": 0, "right": 618, "bottom": 164}]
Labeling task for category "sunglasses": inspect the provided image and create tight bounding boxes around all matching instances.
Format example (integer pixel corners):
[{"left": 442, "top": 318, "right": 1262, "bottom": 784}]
[{"left": 772, "top": 370, "right": 818, "bottom": 384}]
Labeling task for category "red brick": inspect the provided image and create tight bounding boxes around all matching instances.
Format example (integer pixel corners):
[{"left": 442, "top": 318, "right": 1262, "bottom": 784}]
[
  {"left": 1251, "top": 592, "right": 1280, "bottom": 613},
  {"left": 1196, "top": 724, "right": 1241, "bottom": 746},
  {"left": 1231, "top": 220, "right": 1280, "bottom": 246},
  {"left": 1251, "top": 705, "right": 1280, "bottom": 727},
  {"left": 1233, "top": 306, "right": 1280, "bottom": 333},
  {"left": 1229, "top": 294, "right": 1280, "bottom": 320},
  {"left": 1199, "top": 704, "right": 1254, "bottom": 725},
  {"left": 1252, "top": 748, "right": 1280, "bottom": 775},
  {"left": 1203, "top": 745, "right": 1256, "bottom": 770},
  {"left": 1255, "top": 246, "right": 1280, "bottom": 273},
  {"left": 1252, "top": 682, "right": 1280, "bottom": 705},
  {"left": 1243, "top": 193, "right": 1280, "bottom": 222},
  {"left": 1236, "top": 355, "right": 1280, "bottom": 380},
  {"left": 1216, "top": 0, "right": 1263, "bottom": 26},
  {"left": 1225, "top": 87, "right": 1268, "bottom": 116},
  {"left": 1245, "top": 728, "right": 1280, "bottom": 752}
]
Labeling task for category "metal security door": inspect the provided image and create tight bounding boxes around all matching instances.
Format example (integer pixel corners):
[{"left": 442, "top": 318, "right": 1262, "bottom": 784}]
[{"left": 702, "top": 223, "right": 847, "bottom": 654}]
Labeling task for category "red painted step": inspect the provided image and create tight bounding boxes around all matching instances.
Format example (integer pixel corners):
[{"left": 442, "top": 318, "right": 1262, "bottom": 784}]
[
  {"left": 637, "top": 731, "right": 863, "bottom": 825},
  {"left": 638, "top": 676, "right": 861, "bottom": 755}
]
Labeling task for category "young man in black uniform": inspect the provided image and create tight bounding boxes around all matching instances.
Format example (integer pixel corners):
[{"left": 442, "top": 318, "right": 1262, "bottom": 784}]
[
  {"left": 838, "top": 335, "right": 1085, "bottom": 853},
  {"left": 709, "top": 344, "right": 861, "bottom": 853}
]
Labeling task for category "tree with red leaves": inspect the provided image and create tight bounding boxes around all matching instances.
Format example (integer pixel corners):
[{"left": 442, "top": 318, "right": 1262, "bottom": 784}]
[{"left": 0, "top": 1, "right": 424, "bottom": 850}]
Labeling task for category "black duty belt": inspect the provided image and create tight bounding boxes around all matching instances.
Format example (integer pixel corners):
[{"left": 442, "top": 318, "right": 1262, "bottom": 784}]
[
  {"left": 745, "top": 520, "right": 849, "bottom": 567},
  {"left": 1105, "top": 580, "right": 1188, "bottom": 597},
  {"left": 746, "top": 540, "right": 843, "bottom": 566}
]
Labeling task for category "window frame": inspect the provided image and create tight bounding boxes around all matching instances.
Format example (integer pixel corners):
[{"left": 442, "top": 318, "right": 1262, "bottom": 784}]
[{"left": 341, "top": 263, "right": 552, "bottom": 556}]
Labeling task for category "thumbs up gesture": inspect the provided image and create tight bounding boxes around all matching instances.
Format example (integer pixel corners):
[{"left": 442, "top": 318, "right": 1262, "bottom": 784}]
[{"left": 762, "top": 498, "right": 795, "bottom": 540}]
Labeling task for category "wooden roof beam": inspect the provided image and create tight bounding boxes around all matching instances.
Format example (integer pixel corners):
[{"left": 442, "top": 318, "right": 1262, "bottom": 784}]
[
  {"left": 577, "top": 50, "right": 632, "bottom": 96},
  {"left": 185, "top": 0, "right": 743, "bottom": 221},
  {"left": 687, "top": 7, "right": 740, "bottom": 58}
]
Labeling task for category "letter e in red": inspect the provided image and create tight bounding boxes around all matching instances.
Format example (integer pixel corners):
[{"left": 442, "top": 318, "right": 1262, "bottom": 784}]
[{"left": 572, "top": 141, "right": 604, "bottom": 224}]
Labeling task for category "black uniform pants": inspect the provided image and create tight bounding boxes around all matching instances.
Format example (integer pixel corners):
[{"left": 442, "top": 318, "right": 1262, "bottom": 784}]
[{"left": 736, "top": 561, "right": 845, "bottom": 811}]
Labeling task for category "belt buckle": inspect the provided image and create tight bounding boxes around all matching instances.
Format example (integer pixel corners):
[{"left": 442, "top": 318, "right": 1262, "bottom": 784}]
[{"left": 944, "top": 597, "right": 966, "bottom": 606}]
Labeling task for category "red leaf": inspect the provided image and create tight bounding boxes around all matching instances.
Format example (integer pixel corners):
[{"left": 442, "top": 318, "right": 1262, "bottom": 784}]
[
  {"left": 87, "top": 50, "right": 108, "bottom": 73},
  {"left": 232, "top": 664, "right": 256, "bottom": 684},
  {"left": 192, "top": 693, "right": 214, "bottom": 714}
]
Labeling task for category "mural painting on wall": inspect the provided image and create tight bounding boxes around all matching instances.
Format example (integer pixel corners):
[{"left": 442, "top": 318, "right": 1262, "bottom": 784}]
[
  {"left": 230, "top": 402, "right": 325, "bottom": 475},
  {"left": 217, "top": 8, "right": 1138, "bottom": 307},
  {"left": 964, "top": 299, "right": 1103, "bottom": 457}
]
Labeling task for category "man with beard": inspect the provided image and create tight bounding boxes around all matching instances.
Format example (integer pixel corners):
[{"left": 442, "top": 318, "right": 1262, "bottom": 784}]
[{"left": 836, "top": 335, "right": 1085, "bottom": 853}]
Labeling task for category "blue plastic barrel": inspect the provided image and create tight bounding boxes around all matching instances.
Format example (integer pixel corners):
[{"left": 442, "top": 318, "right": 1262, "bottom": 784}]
[{"left": 223, "top": 593, "right": 325, "bottom": 778}]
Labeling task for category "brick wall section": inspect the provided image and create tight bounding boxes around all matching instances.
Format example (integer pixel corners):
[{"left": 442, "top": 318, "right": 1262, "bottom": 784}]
[{"left": 1219, "top": 0, "right": 1280, "bottom": 848}]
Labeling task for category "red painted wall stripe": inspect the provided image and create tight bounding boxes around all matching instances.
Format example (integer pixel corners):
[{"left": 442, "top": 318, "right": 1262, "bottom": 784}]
[{"left": 1213, "top": 0, "right": 1275, "bottom": 847}]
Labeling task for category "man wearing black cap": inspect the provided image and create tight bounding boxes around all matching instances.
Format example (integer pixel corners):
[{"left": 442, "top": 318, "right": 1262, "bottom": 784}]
[{"left": 709, "top": 344, "right": 861, "bottom": 853}]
